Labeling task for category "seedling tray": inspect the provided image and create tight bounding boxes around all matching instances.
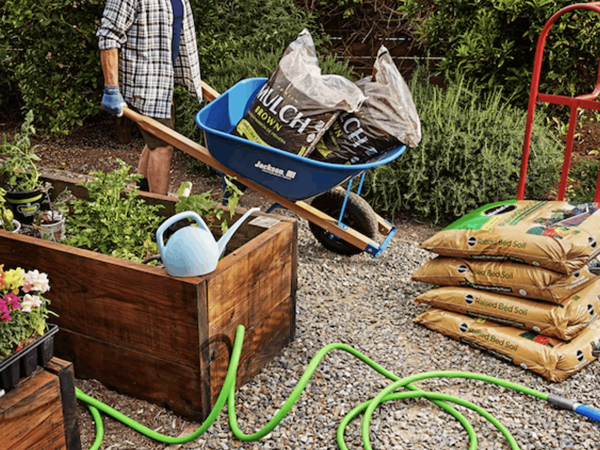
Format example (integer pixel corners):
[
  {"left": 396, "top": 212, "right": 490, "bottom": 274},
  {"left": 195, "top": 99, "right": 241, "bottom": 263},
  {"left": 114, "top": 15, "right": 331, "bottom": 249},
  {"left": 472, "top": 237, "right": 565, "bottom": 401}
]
[{"left": 0, "top": 323, "right": 59, "bottom": 392}]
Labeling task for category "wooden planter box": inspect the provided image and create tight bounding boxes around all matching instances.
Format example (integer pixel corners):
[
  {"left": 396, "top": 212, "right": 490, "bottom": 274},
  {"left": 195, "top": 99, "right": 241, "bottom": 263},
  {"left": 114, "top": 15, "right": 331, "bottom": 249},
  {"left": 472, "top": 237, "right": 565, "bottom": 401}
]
[
  {"left": 0, "top": 174, "right": 297, "bottom": 420},
  {"left": 0, "top": 358, "right": 81, "bottom": 450}
]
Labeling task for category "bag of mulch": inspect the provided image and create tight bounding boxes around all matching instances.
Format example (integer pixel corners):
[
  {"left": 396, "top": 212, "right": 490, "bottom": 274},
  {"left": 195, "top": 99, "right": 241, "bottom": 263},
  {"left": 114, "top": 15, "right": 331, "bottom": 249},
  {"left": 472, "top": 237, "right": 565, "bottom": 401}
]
[
  {"left": 414, "top": 282, "right": 600, "bottom": 340},
  {"left": 419, "top": 200, "right": 600, "bottom": 275},
  {"left": 415, "top": 308, "right": 600, "bottom": 382},
  {"left": 232, "top": 29, "right": 366, "bottom": 156},
  {"left": 309, "top": 46, "right": 421, "bottom": 165},
  {"left": 411, "top": 257, "right": 598, "bottom": 304}
]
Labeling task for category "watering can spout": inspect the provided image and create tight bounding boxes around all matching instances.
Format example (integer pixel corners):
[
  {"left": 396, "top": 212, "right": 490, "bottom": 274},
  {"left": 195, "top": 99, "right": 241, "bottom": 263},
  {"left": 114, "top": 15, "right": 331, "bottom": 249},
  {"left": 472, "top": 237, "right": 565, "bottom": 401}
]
[{"left": 217, "top": 207, "right": 261, "bottom": 256}]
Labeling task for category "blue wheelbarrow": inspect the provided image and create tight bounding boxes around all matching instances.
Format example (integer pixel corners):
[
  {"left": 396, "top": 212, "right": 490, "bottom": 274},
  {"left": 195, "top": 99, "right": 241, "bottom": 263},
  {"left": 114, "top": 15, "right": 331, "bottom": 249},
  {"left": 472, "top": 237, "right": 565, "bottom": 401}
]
[{"left": 124, "top": 78, "right": 407, "bottom": 257}]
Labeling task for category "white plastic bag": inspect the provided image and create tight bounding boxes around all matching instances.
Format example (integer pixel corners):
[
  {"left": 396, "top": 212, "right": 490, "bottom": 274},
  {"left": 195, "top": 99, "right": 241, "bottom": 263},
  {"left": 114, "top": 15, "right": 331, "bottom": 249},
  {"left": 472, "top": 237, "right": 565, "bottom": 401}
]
[{"left": 310, "top": 45, "right": 421, "bottom": 164}]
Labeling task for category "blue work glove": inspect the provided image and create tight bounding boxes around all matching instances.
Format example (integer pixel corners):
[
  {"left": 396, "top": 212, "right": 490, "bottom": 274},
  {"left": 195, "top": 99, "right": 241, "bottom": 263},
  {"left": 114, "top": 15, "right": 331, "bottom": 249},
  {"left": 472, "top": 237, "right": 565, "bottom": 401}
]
[{"left": 101, "top": 85, "right": 126, "bottom": 117}]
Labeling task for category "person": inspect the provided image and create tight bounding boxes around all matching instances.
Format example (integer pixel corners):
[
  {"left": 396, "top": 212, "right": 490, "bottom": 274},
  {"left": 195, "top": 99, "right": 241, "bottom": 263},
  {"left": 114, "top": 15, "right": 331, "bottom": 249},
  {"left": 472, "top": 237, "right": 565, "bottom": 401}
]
[{"left": 96, "top": 0, "right": 203, "bottom": 195}]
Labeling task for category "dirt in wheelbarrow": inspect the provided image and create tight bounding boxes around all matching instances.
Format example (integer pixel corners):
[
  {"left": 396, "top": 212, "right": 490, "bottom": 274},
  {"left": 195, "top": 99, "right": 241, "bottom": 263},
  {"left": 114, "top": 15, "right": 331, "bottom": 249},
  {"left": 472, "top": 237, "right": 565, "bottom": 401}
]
[{"left": 0, "top": 113, "right": 440, "bottom": 243}]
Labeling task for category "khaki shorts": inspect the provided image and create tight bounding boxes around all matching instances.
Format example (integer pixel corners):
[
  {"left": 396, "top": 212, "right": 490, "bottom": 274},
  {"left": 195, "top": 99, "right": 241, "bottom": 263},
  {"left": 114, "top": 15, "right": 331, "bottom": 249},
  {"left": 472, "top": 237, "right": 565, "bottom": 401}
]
[{"left": 136, "top": 103, "right": 176, "bottom": 150}]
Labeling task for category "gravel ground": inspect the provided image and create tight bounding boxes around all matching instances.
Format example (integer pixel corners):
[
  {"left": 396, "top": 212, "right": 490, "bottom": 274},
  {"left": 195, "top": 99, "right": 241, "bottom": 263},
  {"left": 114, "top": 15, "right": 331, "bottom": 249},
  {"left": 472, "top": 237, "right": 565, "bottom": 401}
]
[
  {"left": 2, "top": 116, "right": 600, "bottom": 449},
  {"left": 74, "top": 219, "right": 600, "bottom": 450}
]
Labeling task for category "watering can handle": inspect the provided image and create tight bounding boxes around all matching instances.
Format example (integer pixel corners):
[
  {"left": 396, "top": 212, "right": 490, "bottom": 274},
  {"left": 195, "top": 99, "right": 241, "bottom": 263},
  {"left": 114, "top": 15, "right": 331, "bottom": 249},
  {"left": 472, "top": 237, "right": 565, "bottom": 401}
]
[
  {"left": 156, "top": 211, "right": 210, "bottom": 255},
  {"left": 216, "top": 207, "right": 261, "bottom": 256}
]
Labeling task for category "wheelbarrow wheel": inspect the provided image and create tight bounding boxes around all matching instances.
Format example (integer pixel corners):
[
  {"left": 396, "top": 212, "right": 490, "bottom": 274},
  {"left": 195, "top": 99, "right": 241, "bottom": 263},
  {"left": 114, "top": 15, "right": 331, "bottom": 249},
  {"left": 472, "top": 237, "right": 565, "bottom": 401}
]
[{"left": 309, "top": 189, "right": 378, "bottom": 256}]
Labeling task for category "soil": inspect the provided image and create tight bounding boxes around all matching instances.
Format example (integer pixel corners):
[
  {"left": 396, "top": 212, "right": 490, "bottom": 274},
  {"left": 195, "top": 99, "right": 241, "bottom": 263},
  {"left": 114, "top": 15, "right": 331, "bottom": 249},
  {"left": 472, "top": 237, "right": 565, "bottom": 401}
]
[
  {"left": 0, "top": 114, "right": 440, "bottom": 242},
  {"left": 1, "top": 113, "right": 600, "bottom": 449}
]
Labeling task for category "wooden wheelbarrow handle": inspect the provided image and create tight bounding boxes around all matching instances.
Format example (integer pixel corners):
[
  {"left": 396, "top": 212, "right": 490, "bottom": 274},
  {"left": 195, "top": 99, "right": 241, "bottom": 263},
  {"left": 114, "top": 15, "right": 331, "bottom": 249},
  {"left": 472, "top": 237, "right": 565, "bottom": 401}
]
[{"left": 201, "top": 80, "right": 220, "bottom": 102}]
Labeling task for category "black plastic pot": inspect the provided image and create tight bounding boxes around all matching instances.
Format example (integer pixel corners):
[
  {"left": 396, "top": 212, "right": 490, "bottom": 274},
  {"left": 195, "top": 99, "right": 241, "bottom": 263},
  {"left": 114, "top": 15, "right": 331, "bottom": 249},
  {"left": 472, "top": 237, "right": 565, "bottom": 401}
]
[
  {"left": 4, "top": 187, "right": 43, "bottom": 225},
  {"left": 0, "top": 323, "right": 59, "bottom": 392}
]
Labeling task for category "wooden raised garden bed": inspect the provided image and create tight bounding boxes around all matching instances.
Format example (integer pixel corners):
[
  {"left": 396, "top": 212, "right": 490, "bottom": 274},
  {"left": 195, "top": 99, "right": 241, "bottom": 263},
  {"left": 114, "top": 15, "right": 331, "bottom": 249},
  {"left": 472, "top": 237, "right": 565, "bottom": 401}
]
[
  {"left": 0, "top": 357, "right": 81, "bottom": 450},
  {"left": 0, "top": 173, "right": 297, "bottom": 420}
]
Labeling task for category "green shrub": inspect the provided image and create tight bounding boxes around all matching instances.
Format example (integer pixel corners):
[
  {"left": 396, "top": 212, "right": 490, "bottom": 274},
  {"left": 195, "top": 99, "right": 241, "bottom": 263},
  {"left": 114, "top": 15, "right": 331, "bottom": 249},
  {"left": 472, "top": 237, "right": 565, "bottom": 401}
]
[
  {"left": 0, "top": 0, "right": 105, "bottom": 134},
  {"left": 362, "top": 68, "right": 562, "bottom": 226},
  {"left": 194, "top": 0, "right": 320, "bottom": 91},
  {"left": 178, "top": 0, "right": 353, "bottom": 142},
  {"left": 568, "top": 158, "right": 600, "bottom": 202},
  {"left": 399, "top": 0, "right": 600, "bottom": 106},
  {"left": 1, "top": 0, "right": 345, "bottom": 135}
]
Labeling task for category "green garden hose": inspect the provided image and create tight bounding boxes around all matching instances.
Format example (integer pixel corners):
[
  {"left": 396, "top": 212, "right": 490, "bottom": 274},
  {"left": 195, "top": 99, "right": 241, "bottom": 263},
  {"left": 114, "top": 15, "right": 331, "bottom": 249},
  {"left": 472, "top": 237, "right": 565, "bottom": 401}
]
[{"left": 75, "top": 324, "right": 600, "bottom": 450}]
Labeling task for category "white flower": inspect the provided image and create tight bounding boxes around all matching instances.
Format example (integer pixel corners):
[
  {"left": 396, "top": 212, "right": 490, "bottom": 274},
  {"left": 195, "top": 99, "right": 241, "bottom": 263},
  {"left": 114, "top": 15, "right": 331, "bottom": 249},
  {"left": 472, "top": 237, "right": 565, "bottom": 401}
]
[
  {"left": 21, "top": 294, "right": 42, "bottom": 312},
  {"left": 23, "top": 270, "right": 50, "bottom": 293}
]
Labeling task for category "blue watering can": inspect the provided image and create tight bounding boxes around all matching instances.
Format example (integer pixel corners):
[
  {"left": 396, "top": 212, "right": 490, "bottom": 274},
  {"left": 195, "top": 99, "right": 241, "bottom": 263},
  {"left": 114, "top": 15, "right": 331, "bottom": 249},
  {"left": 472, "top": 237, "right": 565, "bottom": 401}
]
[{"left": 156, "top": 208, "right": 260, "bottom": 277}]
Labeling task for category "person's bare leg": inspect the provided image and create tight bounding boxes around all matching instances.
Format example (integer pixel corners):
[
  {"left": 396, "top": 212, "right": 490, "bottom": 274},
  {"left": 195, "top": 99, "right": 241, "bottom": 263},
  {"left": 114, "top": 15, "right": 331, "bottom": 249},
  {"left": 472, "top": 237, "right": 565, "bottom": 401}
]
[
  {"left": 138, "top": 144, "right": 150, "bottom": 177},
  {"left": 147, "top": 144, "right": 174, "bottom": 195}
]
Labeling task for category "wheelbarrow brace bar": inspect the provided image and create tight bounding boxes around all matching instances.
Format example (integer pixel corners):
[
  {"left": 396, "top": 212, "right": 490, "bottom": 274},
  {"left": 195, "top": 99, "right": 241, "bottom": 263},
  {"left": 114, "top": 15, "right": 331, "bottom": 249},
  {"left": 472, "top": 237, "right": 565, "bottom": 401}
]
[{"left": 331, "top": 186, "right": 394, "bottom": 236}]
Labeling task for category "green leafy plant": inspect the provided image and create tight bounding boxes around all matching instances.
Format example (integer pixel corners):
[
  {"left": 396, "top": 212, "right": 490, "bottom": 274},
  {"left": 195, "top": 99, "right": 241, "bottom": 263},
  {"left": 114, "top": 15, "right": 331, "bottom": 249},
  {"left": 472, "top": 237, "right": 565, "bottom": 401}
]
[
  {"left": 0, "top": 110, "right": 42, "bottom": 192},
  {"left": 0, "top": 0, "right": 105, "bottom": 134},
  {"left": 363, "top": 67, "right": 562, "bottom": 226},
  {"left": 175, "top": 176, "right": 244, "bottom": 235},
  {"left": 399, "top": 0, "right": 600, "bottom": 107},
  {"left": 567, "top": 158, "right": 600, "bottom": 202},
  {"left": 176, "top": 0, "right": 353, "bottom": 148},
  {"left": 37, "top": 183, "right": 73, "bottom": 218},
  {"left": 193, "top": 0, "right": 318, "bottom": 93},
  {"left": 0, "top": 188, "right": 15, "bottom": 232},
  {"left": 63, "top": 160, "right": 165, "bottom": 263},
  {"left": 0, "top": 266, "right": 56, "bottom": 358}
]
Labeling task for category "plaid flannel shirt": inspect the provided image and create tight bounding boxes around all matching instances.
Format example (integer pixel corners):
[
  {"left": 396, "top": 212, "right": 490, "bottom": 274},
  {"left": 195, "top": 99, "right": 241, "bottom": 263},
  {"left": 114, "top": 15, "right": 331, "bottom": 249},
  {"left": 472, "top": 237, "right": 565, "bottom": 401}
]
[{"left": 97, "top": 0, "right": 203, "bottom": 119}]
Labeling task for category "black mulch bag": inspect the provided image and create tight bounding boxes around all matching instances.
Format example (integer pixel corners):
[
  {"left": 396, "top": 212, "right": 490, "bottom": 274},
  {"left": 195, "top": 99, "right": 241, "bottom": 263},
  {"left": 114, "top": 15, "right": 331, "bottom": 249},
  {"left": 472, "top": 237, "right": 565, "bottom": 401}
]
[
  {"left": 310, "top": 46, "right": 421, "bottom": 165},
  {"left": 232, "top": 29, "right": 366, "bottom": 156}
]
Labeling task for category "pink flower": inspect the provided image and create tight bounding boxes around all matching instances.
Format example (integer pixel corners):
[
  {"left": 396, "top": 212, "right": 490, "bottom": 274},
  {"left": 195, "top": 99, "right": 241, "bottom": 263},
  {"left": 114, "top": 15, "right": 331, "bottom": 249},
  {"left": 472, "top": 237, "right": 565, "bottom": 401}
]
[
  {"left": 4, "top": 294, "right": 20, "bottom": 310},
  {"left": 0, "top": 298, "right": 11, "bottom": 322}
]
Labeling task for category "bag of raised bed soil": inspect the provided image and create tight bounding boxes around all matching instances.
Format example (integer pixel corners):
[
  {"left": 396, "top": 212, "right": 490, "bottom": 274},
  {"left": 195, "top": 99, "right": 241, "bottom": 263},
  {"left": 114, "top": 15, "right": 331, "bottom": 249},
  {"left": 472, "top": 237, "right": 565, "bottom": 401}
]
[
  {"left": 411, "top": 257, "right": 598, "bottom": 304},
  {"left": 309, "top": 46, "right": 421, "bottom": 165},
  {"left": 414, "top": 282, "right": 600, "bottom": 340},
  {"left": 415, "top": 308, "right": 600, "bottom": 382},
  {"left": 419, "top": 200, "right": 600, "bottom": 275},
  {"left": 232, "top": 29, "right": 366, "bottom": 156}
]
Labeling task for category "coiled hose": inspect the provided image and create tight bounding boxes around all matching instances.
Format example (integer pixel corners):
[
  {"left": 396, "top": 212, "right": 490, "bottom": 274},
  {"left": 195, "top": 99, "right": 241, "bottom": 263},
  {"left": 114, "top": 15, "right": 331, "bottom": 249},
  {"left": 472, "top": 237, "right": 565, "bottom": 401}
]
[{"left": 75, "top": 325, "right": 600, "bottom": 450}]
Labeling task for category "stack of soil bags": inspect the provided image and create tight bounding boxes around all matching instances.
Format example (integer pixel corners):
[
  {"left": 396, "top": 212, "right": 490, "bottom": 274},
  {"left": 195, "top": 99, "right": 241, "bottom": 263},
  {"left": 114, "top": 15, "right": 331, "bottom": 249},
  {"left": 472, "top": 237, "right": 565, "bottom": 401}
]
[
  {"left": 412, "top": 200, "right": 600, "bottom": 382},
  {"left": 232, "top": 29, "right": 421, "bottom": 164}
]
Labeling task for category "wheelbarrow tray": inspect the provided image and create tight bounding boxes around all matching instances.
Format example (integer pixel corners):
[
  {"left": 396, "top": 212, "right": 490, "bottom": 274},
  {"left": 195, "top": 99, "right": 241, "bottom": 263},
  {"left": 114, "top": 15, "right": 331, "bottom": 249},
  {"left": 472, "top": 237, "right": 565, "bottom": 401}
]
[{"left": 195, "top": 78, "right": 406, "bottom": 201}]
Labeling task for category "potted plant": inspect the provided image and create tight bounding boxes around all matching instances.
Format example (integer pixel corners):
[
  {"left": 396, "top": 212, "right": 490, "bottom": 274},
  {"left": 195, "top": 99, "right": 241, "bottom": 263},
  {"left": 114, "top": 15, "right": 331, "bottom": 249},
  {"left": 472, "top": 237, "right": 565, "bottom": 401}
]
[
  {"left": 0, "top": 110, "right": 44, "bottom": 224},
  {"left": 0, "top": 188, "right": 20, "bottom": 233},
  {"left": 0, "top": 265, "right": 58, "bottom": 391},
  {"left": 33, "top": 183, "right": 74, "bottom": 242}
]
